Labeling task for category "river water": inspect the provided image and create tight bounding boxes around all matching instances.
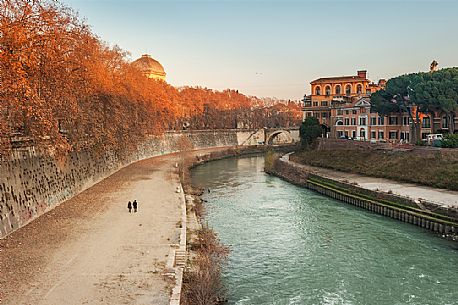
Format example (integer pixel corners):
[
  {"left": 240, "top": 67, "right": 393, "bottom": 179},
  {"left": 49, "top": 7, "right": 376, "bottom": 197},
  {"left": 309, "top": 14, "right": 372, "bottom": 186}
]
[{"left": 190, "top": 156, "right": 458, "bottom": 305}]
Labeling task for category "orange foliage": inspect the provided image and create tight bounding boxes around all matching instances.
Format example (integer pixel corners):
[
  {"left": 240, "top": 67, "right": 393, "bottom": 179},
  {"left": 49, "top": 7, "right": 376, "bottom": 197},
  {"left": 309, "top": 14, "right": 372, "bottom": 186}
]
[{"left": 0, "top": 0, "right": 302, "bottom": 155}]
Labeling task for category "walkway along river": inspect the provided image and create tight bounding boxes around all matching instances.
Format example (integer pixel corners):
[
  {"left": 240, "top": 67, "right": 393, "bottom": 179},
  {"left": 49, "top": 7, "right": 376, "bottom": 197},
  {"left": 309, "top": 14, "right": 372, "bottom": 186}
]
[{"left": 190, "top": 156, "right": 458, "bottom": 305}]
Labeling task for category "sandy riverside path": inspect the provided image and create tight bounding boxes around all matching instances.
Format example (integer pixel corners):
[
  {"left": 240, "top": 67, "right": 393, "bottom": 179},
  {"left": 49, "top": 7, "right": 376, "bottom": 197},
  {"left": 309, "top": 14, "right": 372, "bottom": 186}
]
[{"left": 0, "top": 147, "right": 233, "bottom": 305}]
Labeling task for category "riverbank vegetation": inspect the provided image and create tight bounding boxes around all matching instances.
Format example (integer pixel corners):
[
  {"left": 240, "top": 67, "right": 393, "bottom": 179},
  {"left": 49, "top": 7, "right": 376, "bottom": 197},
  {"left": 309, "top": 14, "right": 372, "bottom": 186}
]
[
  {"left": 291, "top": 148, "right": 458, "bottom": 191},
  {"left": 182, "top": 226, "right": 229, "bottom": 305},
  {"left": 0, "top": 0, "right": 302, "bottom": 156}
]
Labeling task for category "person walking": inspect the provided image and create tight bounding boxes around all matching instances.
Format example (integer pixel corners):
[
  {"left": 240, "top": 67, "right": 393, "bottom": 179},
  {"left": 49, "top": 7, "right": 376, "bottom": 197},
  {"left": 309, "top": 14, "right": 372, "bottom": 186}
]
[
  {"left": 133, "top": 200, "right": 138, "bottom": 213},
  {"left": 127, "top": 201, "right": 132, "bottom": 213}
]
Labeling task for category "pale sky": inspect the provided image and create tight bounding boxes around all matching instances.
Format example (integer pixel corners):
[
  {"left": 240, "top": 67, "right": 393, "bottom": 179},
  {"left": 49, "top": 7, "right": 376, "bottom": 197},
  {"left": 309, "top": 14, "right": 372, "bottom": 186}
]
[{"left": 63, "top": 0, "right": 458, "bottom": 100}]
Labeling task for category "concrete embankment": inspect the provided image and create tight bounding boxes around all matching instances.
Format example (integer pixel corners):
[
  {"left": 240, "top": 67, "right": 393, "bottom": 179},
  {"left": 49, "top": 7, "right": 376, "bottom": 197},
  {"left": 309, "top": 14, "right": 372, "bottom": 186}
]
[
  {"left": 0, "top": 128, "right": 298, "bottom": 239},
  {"left": 0, "top": 144, "right": 296, "bottom": 305},
  {"left": 267, "top": 156, "right": 458, "bottom": 239}
]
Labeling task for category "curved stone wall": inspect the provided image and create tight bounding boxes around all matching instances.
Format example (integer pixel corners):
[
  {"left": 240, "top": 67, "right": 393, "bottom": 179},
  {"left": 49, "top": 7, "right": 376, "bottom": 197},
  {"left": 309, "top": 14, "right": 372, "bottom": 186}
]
[{"left": 0, "top": 131, "right": 239, "bottom": 238}]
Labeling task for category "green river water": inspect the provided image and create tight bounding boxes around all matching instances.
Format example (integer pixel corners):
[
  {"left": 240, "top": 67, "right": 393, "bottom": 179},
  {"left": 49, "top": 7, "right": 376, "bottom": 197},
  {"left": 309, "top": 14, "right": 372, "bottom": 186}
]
[{"left": 190, "top": 156, "right": 458, "bottom": 305}]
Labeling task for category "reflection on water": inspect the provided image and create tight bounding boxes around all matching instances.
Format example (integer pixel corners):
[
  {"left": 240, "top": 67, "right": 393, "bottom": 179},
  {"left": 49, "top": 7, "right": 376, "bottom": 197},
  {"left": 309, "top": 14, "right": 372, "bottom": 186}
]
[{"left": 191, "top": 156, "right": 458, "bottom": 305}]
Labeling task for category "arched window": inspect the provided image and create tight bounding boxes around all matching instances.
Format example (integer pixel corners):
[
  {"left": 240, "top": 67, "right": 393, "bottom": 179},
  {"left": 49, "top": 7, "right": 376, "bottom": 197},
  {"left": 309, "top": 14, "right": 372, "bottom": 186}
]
[
  {"left": 336, "top": 120, "right": 343, "bottom": 126},
  {"left": 325, "top": 85, "right": 331, "bottom": 96},
  {"left": 315, "top": 86, "right": 321, "bottom": 95},
  {"left": 345, "top": 84, "right": 351, "bottom": 95},
  {"left": 357, "top": 84, "right": 363, "bottom": 94},
  {"left": 335, "top": 85, "right": 341, "bottom": 95}
]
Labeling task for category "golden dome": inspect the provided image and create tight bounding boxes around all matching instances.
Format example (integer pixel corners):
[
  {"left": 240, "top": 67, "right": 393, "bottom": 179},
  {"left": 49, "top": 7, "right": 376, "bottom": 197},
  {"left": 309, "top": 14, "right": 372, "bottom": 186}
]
[{"left": 132, "top": 54, "right": 166, "bottom": 81}]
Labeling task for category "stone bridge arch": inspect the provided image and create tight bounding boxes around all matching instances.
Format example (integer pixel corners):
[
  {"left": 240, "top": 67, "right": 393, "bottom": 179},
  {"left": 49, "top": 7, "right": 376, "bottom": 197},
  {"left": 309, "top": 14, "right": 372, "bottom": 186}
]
[{"left": 265, "top": 129, "right": 294, "bottom": 145}]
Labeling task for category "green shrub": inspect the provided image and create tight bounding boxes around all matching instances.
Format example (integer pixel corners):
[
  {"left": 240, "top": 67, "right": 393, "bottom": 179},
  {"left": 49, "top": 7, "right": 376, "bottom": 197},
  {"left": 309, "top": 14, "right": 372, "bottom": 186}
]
[
  {"left": 442, "top": 134, "right": 458, "bottom": 148},
  {"left": 299, "top": 117, "right": 322, "bottom": 147}
]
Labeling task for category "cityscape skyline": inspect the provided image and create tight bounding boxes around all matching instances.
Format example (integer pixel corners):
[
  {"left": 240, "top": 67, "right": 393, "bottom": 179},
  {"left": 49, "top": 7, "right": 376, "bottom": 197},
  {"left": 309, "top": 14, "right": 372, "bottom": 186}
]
[{"left": 64, "top": 0, "right": 458, "bottom": 99}]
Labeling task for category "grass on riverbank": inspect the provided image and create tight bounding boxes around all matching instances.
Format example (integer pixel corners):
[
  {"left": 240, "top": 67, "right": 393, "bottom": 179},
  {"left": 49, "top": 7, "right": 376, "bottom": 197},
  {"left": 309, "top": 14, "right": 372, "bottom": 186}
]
[{"left": 291, "top": 149, "right": 458, "bottom": 191}]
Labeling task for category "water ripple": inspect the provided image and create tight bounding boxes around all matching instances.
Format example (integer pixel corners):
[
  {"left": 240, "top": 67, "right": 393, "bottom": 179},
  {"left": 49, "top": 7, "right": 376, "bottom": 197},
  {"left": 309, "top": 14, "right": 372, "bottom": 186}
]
[{"left": 191, "top": 156, "right": 458, "bottom": 305}]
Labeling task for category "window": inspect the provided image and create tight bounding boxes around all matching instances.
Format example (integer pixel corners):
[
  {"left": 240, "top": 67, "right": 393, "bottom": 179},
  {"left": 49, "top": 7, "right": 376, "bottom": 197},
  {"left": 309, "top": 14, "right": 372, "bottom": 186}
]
[
  {"left": 336, "top": 120, "right": 343, "bottom": 126},
  {"left": 306, "top": 112, "right": 312, "bottom": 117},
  {"left": 421, "top": 133, "right": 428, "bottom": 139},
  {"left": 403, "top": 117, "right": 410, "bottom": 126},
  {"left": 345, "top": 110, "right": 349, "bottom": 115},
  {"left": 357, "top": 84, "right": 363, "bottom": 94},
  {"left": 325, "top": 86, "right": 331, "bottom": 96},
  {"left": 337, "top": 109, "right": 343, "bottom": 115},
  {"left": 389, "top": 117, "right": 398, "bottom": 125},
  {"left": 313, "top": 112, "right": 320, "bottom": 118},
  {"left": 321, "top": 101, "right": 328, "bottom": 107},
  {"left": 378, "top": 131, "right": 384, "bottom": 139},
  {"left": 366, "top": 89, "right": 372, "bottom": 94},
  {"left": 338, "top": 131, "right": 344, "bottom": 138},
  {"left": 389, "top": 131, "right": 398, "bottom": 139},
  {"left": 345, "top": 85, "right": 352, "bottom": 95},
  {"left": 335, "top": 85, "right": 341, "bottom": 95},
  {"left": 360, "top": 129, "right": 366, "bottom": 139},
  {"left": 422, "top": 117, "right": 431, "bottom": 128},
  {"left": 345, "top": 131, "right": 349, "bottom": 137},
  {"left": 352, "top": 131, "right": 356, "bottom": 138},
  {"left": 352, "top": 110, "right": 357, "bottom": 115},
  {"left": 359, "top": 117, "right": 367, "bottom": 125},
  {"left": 344, "top": 118, "right": 350, "bottom": 125},
  {"left": 321, "top": 112, "right": 328, "bottom": 118},
  {"left": 371, "top": 131, "right": 376, "bottom": 139},
  {"left": 442, "top": 116, "right": 449, "bottom": 128},
  {"left": 315, "top": 86, "right": 321, "bottom": 95},
  {"left": 378, "top": 116, "right": 385, "bottom": 125},
  {"left": 371, "top": 117, "right": 377, "bottom": 125},
  {"left": 351, "top": 118, "right": 356, "bottom": 125},
  {"left": 313, "top": 101, "right": 318, "bottom": 107}
]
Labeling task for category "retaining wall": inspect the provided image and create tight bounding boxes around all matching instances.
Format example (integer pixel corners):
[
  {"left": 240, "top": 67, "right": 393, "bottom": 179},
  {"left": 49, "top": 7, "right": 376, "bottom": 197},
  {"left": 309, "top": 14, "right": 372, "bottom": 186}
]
[
  {"left": 268, "top": 158, "right": 458, "bottom": 237},
  {"left": 0, "top": 130, "right": 239, "bottom": 238}
]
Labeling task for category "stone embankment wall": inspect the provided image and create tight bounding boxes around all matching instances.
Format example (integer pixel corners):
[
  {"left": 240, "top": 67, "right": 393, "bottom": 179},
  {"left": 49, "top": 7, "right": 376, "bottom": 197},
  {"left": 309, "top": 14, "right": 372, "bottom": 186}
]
[
  {"left": 0, "top": 130, "right": 241, "bottom": 238},
  {"left": 268, "top": 158, "right": 458, "bottom": 237}
]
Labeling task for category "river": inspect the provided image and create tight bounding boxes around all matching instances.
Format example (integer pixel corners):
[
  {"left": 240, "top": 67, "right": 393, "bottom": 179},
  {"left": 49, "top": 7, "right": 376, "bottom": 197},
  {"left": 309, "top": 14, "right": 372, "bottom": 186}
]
[{"left": 190, "top": 156, "right": 458, "bottom": 305}]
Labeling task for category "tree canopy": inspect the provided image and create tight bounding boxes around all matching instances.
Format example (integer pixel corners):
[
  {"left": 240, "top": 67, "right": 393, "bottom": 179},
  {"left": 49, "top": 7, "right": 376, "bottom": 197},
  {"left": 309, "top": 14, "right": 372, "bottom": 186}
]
[
  {"left": 0, "top": 0, "right": 301, "bottom": 155},
  {"left": 299, "top": 117, "right": 322, "bottom": 146},
  {"left": 371, "top": 68, "right": 458, "bottom": 116}
]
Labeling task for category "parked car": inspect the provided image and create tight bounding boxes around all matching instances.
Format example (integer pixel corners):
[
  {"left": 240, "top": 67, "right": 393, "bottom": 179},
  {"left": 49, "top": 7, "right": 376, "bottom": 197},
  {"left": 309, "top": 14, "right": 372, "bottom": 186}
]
[{"left": 426, "top": 134, "right": 443, "bottom": 145}]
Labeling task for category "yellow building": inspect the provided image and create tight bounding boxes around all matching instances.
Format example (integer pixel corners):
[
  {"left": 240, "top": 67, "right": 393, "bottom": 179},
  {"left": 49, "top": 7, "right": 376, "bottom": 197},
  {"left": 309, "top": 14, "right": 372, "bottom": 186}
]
[
  {"left": 132, "top": 54, "right": 166, "bottom": 81},
  {"left": 303, "top": 70, "right": 385, "bottom": 131}
]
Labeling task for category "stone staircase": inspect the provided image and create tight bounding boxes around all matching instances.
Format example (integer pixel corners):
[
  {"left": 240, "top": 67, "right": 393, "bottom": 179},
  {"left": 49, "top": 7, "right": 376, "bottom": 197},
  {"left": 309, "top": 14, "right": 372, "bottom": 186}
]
[{"left": 174, "top": 249, "right": 187, "bottom": 267}]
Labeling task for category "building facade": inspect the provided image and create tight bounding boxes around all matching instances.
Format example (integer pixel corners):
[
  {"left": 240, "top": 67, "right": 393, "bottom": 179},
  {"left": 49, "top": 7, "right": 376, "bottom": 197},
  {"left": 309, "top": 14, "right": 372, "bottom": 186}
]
[
  {"left": 331, "top": 97, "right": 413, "bottom": 142},
  {"left": 303, "top": 70, "right": 386, "bottom": 132},
  {"left": 303, "top": 70, "right": 458, "bottom": 143}
]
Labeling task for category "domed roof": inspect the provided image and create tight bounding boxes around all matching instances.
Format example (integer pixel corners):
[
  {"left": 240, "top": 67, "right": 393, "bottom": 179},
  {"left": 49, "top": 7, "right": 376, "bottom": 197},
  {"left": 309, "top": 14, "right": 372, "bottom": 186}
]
[{"left": 132, "top": 54, "right": 166, "bottom": 78}]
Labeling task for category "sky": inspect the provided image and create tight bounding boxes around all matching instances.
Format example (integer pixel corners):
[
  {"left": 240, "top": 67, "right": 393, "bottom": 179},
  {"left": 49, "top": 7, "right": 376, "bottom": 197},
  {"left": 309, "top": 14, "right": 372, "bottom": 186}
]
[{"left": 63, "top": 0, "right": 458, "bottom": 100}]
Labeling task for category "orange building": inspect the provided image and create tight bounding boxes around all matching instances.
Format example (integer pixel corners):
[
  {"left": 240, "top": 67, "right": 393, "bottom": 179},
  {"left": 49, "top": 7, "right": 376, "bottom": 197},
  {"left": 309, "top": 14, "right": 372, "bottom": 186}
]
[
  {"left": 303, "top": 70, "right": 458, "bottom": 143},
  {"left": 303, "top": 70, "right": 385, "bottom": 134}
]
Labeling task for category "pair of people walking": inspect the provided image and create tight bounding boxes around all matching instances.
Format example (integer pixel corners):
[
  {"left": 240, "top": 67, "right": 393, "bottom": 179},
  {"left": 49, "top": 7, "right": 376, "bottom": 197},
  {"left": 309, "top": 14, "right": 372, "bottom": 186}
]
[{"left": 127, "top": 200, "right": 138, "bottom": 213}]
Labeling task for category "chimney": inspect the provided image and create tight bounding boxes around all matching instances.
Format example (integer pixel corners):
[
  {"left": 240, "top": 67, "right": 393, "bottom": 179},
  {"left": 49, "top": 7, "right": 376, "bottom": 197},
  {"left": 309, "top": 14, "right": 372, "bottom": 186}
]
[{"left": 357, "top": 70, "right": 367, "bottom": 79}]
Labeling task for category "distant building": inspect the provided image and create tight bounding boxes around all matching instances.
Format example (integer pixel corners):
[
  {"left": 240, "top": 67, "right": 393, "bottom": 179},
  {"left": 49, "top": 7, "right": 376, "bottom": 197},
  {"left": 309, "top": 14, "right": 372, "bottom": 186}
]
[
  {"left": 331, "top": 97, "right": 412, "bottom": 142},
  {"left": 303, "top": 70, "right": 386, "bottom": 134},
  {"left": 132, "top": 54, "right": 166, "bottom": 81}
]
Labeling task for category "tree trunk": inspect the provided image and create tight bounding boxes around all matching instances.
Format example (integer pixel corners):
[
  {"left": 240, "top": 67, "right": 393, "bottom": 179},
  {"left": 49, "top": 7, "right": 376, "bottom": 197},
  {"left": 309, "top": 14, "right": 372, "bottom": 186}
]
[{"left": 448, "top": 112, "right": 455, "bottom": 134}]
